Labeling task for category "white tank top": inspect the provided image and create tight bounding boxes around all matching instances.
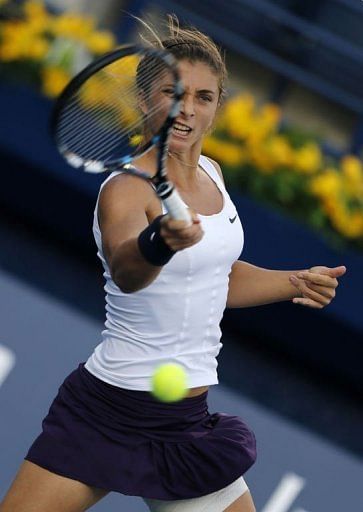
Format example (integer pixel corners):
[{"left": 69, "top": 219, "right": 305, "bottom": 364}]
[{"left": 85, "top": 155, "right": 244, "bottom": 390}]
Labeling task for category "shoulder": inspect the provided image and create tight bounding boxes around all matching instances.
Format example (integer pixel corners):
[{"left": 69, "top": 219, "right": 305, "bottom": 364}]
[
  {"left": 98, "top": 172, "right": 157, "bottom": 223},
  {"left": 202, "top": 156, "right": 225, "bottom": 185},
  {"left": 99, "top": 172, "right": 153, "bottom": 204}
]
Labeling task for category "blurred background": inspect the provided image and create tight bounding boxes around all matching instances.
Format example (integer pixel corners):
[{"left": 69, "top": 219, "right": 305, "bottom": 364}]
[{"left": 0, "top": 1, "right": 362, "bottom": 510}]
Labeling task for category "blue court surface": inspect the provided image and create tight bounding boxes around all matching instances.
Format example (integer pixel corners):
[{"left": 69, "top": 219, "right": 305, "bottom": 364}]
[{"left": 0, "top": 267, "right": 362, "bottom": 511}]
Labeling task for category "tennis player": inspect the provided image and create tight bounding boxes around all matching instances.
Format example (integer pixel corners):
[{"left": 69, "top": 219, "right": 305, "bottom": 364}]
[{"left": 0, "top": 15, "right": 346, "bottom": 512}]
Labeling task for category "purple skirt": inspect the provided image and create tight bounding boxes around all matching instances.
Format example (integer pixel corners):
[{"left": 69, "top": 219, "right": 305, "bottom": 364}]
[{"left": 25, "top": 363, "right": 256, "bottom": 500}]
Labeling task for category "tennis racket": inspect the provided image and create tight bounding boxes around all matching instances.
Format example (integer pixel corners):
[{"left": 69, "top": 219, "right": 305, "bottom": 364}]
[{"left": 51, "top": 44, "right": 191, "bottom": 223}]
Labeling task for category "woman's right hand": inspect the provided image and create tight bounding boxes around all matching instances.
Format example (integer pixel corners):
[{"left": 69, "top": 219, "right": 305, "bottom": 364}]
[{"left": 160, "top": 211, "right": 204, "bottom": 251}]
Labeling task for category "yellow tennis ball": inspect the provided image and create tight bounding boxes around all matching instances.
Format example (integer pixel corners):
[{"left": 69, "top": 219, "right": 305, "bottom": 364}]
[{"left": 151, "top": 363, "right": 188, "bottom": 402}]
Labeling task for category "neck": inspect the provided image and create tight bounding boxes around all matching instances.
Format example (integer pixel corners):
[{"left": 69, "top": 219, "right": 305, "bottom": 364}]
[
  {"left": 167, "top": 150, "right": 201, "bottom": 189},
  {"left": 133, "top": 147, "right": 203, "bottom": 189},
  {"left": 167, "top": 151, "right": 199, "bottom": 169}
]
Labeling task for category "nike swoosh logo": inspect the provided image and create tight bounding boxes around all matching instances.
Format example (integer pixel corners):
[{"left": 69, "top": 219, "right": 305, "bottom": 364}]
[{"left": 229, "top": 215, "right": 237, "bottom": 224}]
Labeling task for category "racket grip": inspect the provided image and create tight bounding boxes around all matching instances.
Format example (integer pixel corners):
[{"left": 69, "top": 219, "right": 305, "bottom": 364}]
[{"left": 156, "top": 182, "right": 192, "bottom": 224}]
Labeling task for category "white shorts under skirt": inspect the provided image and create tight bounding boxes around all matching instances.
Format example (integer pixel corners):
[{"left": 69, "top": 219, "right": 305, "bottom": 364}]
[{"left": 143, "top": 475, "right": 249, "bottom": 512}]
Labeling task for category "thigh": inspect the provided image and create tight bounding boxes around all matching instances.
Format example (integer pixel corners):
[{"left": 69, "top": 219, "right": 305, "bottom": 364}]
[
  {"left": 224, "top": 490, "right": 256, "bottom": 512},
  {"left": 144, "top": 476, "right": 252, "bottom": 512},
  {"left": 0, "top": 460, "right": 109, "bottom": 512}
]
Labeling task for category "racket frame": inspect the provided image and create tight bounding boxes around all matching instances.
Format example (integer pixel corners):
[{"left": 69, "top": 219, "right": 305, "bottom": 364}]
[
  {"left": 51, "top": 44, "right": 191, "bottom": 223},
  {"left": 51, "top": 44, "right": 184, "bottom": 170}
]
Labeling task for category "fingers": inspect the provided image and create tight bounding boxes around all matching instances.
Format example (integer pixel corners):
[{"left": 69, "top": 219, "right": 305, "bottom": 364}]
[
  {"left": 160, "top": 210, "right": 204, "bottom": 251},
  {"left": 328, "top": 265, "right": 347, "bottom": 277},
  {"left": 290, "top": 276, "right": 335, "bottom": 301},
  {"left": 161, "top": 211, "right": 200, "bottom": 231},
  {"left": 297, "top": 266, "right": 346, "bottom": 288},
  {"left": 293, "top": 283, "right": 334, "bottom": 307},
  {"left": 309, "top": 265, "right": 347, "bottom": 278},
  {"left": 296, "top": 271, "right": 338, "bottom": 288},
  {"left": 290, "top": 265, "right": 342, "bottom": 308},
  {"left": 302, "top": 281, "right": 336, "bottom": 300},
  {"left": 292, "top": 297, "right": 326, "bottom": 308}
]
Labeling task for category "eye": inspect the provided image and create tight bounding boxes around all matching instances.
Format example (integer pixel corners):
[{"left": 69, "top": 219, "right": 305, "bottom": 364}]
[
  {"left": 162, "top": 88, "right": 175, "bottom": 96},
  {"left": 199, "top": 94, "right": 213, "bottom": 102}
]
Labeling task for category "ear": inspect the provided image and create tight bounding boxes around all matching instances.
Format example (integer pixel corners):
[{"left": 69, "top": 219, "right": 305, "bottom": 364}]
[
  {"left": 138, "top": 90, "right": 148, "bottom": 115},
  {"left": 205, "top": 109, "right": 219, "bottom": 134}
]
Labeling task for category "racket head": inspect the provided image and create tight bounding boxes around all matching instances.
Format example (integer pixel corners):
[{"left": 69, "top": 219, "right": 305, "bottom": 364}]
[{"left": 50, "top": 44, "right": 184, "bottom": 174}]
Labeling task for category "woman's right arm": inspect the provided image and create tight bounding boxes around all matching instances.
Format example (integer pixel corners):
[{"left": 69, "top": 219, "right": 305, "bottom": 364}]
[{"left": 98, "top": 174, "right": 203, "bottom": 293}]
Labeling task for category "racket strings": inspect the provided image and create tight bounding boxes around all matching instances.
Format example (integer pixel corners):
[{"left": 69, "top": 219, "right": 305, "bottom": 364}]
[
  {"left": 58, "top": 95, "right": 163, "bottom": 164},
  {"left": 56, "top": 54, "right": 174, "bottom": 165},
  {"left": 58, "top": 98, "right": 165, "bottom": 167},
  {"left": 58, "top": 96, "right": 164, "bottom": 163},
  {"left": 58, "top": 63, "right": 157, "bottom": 138},
  {"left": 58, "top": 89, "right": 138, "bottom": 149}
]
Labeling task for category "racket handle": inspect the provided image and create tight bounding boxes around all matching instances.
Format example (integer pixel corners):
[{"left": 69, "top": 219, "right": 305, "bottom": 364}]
[{"left": 156, "top": 182, "right": 192, "bottom": 224}]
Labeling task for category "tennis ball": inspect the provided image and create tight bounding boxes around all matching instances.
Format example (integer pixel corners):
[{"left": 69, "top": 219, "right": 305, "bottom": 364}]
[{"left": 151, "top": 363, "right": 188, "bottom": 402}]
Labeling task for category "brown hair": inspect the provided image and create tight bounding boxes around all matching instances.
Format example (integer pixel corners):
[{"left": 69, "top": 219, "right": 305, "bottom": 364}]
[{"left": 137, "top": 14, "right": 228, "bottom": 103}]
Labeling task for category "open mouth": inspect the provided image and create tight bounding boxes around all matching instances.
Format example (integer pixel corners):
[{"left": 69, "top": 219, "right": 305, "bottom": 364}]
[{"left": 172, "top": 122, "right": 192, "bottom": 136}]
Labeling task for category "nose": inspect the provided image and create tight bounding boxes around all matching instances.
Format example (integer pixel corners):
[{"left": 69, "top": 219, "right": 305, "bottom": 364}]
[{"left": 180, "top": 93, "right": 195, "bottom": 118}]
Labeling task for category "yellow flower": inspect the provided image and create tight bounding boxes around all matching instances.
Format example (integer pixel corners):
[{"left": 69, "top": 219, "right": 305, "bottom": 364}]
[
  {"left": 248, "top": 141, "right": 275, "bottom": 173},
  {"left": 345, "top": 212, "right": 363, "bottom": 238},
  {"left": 26, "top": 37, "right": 50, "bottom": 59},
  {"left": 202, "top": 137, "right": 245, "bottom": 167},
  {"left": 340, "top": 155, "right": 363, "bottom": 199},
  {"left": 106, "top": 54, "right": 139, "bottom": 81},
  {"left": 23, "top": 0, "right": 49, "bottom": 21},
  {"left": 0, "top": 41, "right": 22, "bottom": 61},
  {"left": 80, "top": 74, "right": 124, "bottom": 111},
  {"left": 202, "top": 136, "right": 220, "bottom": 160},
  {"left": 245, "top": 121, "right": 269, "bottom": 146},
  {"left": 115, "top": 99, "right": 140, "bottom": 128},
  {"left": 321, "top": 196, "right": 339, "bottom": 217},
  {"left": 219, "top": 143, "right": 245, "bottom": 167},
  {"left": 129, "top": 134, "right": 144, "bottom": 147},
  {"left": 238, "top": 103, "right": 280, "bottom": 147},
  {"left": 0, "top": 16, "right": 51, "bottom": 60},
  {"left": 310, "top": 168, "right": 342, "bottom": 198},
  {"left": 0, "top": 23, "right": 30, "bottom": 60},
  {"left": 266, "top": 135, "right": 294, "bottom": 167},
  {"left": 50, "top": 13, "right": 95, "bottom": 41},
  {"left": 79, "top": 76, "right": 105, "bottom": 108},
  {"left": 294, "top": 143, "right": 322, "bottom": 174},
  {"left": 1, "top": 21, "right": 21, "bottom": 41},
  {"left": 41, "top": 66, "right": 70, "bottom": 97},
  {"left": 341, "top": 155, "right": 363, "bottom": 180},
  {"left": 331, "top": 209, "right": 363, "bottom": 239},
  {"left": 86, "top": 31, "right": 116, "bottom": 55},
  {"left": 0, "top": 2, "right": 50, "bottom": 41},
  {"left": 219, "top": 93, "right": 255, "bottom": 140},
  {"left": 258, "top": 103, "right": 281, "bottom": 134},
  {"left": 26, "top": 14, "right": 50, "bottom": 35},
  {"left": 80, "top": 71, "right": 140, "bottom": 126}
]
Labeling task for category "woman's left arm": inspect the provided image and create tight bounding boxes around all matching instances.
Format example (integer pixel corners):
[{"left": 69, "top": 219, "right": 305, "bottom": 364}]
[{"left": 226, "top": 260, "right": 347, "bottom": 309}]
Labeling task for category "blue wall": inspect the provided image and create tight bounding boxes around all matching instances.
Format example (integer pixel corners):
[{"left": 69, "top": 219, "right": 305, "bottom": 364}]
[{"left": 0, "top": 83, "right": 362, "bottom": 393}]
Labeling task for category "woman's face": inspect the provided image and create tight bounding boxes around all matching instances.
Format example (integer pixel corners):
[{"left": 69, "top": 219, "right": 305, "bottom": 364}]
[{"left": 145, "top": 59, "right": 220, "bottom": 153}]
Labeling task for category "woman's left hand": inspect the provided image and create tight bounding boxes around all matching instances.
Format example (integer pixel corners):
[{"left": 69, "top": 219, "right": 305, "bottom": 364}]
[{"left": 289, "top": 265, "right": 347, "bottom": 308}]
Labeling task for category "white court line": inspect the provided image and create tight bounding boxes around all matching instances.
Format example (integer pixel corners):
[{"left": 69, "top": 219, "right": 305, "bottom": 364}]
[
  {"left": 261, "top": 472, "right": 306, "bottom": 512},
  {"left": 0, "top": 344, "right": 16, "bottom": 388}
]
